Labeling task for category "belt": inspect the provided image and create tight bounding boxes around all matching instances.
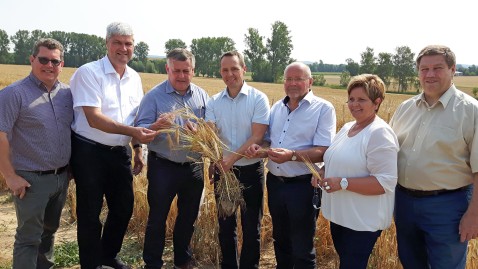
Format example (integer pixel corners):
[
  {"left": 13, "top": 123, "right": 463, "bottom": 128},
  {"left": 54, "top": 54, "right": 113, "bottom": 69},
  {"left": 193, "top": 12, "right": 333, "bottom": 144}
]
[
  {"left": 149, "top": 151, "right": 193, "bottom": 166},
  {"left": 270, "top": 173, "right": 312, "bottom": 183},
  {"left": 31, "top": 165, "right": 68, "bottom": 176},
  {"left": 73, "top": 132, "right": 124, "bottom": 150},
  {"left": 397, "top": 184, "right": 468, "bottom": 198}
]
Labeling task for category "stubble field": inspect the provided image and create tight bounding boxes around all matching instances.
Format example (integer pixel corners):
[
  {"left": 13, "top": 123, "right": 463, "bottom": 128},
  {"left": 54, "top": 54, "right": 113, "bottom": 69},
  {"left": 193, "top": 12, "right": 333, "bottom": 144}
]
[{"left": 0, "top": 64, "right": 477, "bottom": 268}]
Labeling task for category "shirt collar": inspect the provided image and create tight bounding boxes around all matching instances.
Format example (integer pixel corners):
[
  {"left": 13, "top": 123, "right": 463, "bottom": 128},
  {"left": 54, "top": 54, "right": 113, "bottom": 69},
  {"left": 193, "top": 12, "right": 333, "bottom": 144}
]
[
  {"left": 28, "top": 72, "right": 59, "bottom": 92},
  {"left": 415, "top": 84, "right": 456, "bottom": 109},
  {"left": 282, "top": 89, "right": 314, "bottom": 105},
  {"left": 165, "top": 80, "right": 192, "bottom": 96},
  {"left": 220, "top": 81, "right": 249, "bottom": 99},
  {"left": 103, "top": 56, "right": 131, "bottom": 78}
]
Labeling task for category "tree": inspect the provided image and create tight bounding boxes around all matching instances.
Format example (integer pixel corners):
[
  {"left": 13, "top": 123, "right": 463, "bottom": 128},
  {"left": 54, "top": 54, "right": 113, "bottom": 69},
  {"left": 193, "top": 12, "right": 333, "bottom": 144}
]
[
  {"left": 340, "top": 71, "right": 351, "bottom": 87},
  {"left": 164, "top": 39, "right": 186, "bottom": 55},
  {"left": 345, "top": 58, "right": 360, "bottom": 76},
  {"left": 190, "top": 37, "right": 235, "bottom": 77},
  {"left": 244, "top": 28, "right": 272, "bottom": 82},
  {"left": 312, "top": 74, "right": 326, "bottom": 86},
  {"left": 48, "top": 31, "right": 71, "bottom": 57},
  {"left": 392, "top": 46, "right": 415, "bottom": 92},
  {"left": 134, "top": 41, "right": 149, "bottom": 63},
  {"left": 376, "top": 52, "right": 394, "bottom": 89},
  {"left": 359, "top": 47, "right": 376, "bottom": 74},
  {"left": 266, "top": 21, "right": 293, "bottom": 82},
  {"left": 0, "top": 29, "right": 11, "bottom": 63}
]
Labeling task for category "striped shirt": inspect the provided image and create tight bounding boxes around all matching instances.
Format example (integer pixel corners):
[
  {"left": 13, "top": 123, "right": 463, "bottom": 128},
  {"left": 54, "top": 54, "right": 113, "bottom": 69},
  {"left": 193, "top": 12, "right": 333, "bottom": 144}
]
[
  {"left": 135, "top": 80, "right": 210, "bottom": 163},
  {"left": 0, "top": 72, "right": 73, "bottom": 171}
]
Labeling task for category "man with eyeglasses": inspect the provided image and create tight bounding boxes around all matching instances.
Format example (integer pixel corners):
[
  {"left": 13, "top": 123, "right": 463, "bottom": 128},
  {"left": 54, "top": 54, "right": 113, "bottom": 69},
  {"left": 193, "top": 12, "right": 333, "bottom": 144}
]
[
  {"left": 69, "top": 22, "right": 156, "bottom": 269},
  {"left": 0, "top": 38, "right": 73, "bottom": 269},
  {"left": 135, "top": 48, "right": 210, "bottom": 269},
  {"left": 245, "top": 62, "right": 336, "bottom": 268}
]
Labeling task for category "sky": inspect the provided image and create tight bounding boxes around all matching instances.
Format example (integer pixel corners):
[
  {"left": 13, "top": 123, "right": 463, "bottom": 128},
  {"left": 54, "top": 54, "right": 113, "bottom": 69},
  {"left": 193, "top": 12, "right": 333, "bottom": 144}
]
[{"left": 1, "top": 0, "right": 476, "bottom": 65}]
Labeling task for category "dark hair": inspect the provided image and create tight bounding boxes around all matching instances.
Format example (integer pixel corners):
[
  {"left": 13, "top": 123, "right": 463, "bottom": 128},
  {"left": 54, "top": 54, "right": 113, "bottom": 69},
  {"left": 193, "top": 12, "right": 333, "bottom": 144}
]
[
  {"left": 220, "top": 51, "right": 245, "bottom": 67},
  {"left": 416, "top": 45, "right": 455, "bottom": 69},
  {"left": 167, "top": 48, "right": 195, "bottom": 68},
  {"left": 347, "top": 74, "right": 385, "bottom": 112},
  {"left": 32, "top": 38, "right": 64, "bottom": 60}
]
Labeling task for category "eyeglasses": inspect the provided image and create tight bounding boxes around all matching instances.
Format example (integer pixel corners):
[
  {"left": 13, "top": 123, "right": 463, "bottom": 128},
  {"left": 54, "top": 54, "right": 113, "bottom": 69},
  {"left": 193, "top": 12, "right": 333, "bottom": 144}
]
[
  {"left": 35, "top": 56, "right": 62, "bottom": 66},
  {"left": 284, "top": 77, "right": 309, "bottom": 83}
]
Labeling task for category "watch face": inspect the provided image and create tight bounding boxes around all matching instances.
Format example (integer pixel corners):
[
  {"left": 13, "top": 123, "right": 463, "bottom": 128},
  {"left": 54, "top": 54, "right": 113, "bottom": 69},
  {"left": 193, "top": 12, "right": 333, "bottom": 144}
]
[
  {"left": 291, "top": 155, "right": 297, "bottom": 161},
  {"left": 340, "top": 178, "right": 348, "bottom": 189}
]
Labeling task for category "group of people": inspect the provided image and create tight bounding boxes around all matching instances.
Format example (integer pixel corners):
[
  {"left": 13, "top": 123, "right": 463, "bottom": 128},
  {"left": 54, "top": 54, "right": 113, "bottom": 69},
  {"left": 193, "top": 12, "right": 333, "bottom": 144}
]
[{"left": 0, "top": 20, "right": 477, "bottom": 269}]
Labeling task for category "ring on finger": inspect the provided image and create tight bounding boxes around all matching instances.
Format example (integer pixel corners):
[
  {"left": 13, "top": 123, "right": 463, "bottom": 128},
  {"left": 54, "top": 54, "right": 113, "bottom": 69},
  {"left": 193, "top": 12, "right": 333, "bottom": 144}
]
[
  {"left": 325, "top": 186, "right": 331, "bottom": 190},
  {"left": 324, "top": 181, "right": 328, "bottom": 186}
]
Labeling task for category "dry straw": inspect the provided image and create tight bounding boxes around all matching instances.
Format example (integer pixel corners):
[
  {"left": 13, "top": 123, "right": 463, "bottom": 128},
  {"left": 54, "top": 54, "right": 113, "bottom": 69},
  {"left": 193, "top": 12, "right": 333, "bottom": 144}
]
[{"left": 162, "top": 108, "right": 245, "bottom": 217}]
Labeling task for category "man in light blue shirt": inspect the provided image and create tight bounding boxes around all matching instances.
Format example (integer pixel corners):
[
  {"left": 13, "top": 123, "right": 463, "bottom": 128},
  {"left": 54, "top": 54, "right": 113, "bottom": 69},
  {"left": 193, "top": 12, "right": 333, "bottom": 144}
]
[
  {"left": 246, "top": 62, "right": 336, "bottom": 268},
  {"left": 205, "top": 51, "right": 270, "bottom": 269}
]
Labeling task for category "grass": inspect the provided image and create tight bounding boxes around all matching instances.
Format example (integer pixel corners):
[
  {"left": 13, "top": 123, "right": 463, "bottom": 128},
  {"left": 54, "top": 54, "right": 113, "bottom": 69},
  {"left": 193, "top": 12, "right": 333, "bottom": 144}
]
[{"left": 1, "top": 64, "right": 478, "bottom": 268}]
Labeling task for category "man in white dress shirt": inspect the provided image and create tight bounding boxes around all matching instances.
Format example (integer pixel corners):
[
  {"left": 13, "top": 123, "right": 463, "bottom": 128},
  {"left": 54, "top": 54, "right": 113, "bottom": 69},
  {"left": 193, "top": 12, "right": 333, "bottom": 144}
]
[{"left": 69, "top": 22, "right": 156, "bottom": 269}]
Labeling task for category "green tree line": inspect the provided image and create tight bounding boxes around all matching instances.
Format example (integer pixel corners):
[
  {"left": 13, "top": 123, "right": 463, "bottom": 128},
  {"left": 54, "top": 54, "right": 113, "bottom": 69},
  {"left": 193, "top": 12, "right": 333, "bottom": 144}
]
[{"left": 1, "top": 24, "right": 476, "bottom": 87}]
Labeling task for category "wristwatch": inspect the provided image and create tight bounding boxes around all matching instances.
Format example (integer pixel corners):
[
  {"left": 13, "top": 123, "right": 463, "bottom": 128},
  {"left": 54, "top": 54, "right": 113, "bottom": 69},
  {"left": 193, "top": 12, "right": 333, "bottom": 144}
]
[
  {"left": 291, "top": 150, "right": 297, "bottom": 161},
  {"left": 340, "top": 177, "right": 348, "bottom": 190}
]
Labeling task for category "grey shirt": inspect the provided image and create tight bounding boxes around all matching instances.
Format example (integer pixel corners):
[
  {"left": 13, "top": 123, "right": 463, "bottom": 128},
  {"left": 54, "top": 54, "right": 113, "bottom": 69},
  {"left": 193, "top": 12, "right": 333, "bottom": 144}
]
[
  {"left": 135, "top": 80, "right": 210, "bottom": 163},
  {"left": 0, "top": 73, "right": 73, "bottom": 171}
]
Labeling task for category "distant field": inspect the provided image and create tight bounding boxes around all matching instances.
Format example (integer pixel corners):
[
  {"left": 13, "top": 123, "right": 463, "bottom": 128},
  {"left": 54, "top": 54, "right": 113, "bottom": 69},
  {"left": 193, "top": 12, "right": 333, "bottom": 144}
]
[{"left": 1, "top": 64, "right": 478, "bottom": 268}]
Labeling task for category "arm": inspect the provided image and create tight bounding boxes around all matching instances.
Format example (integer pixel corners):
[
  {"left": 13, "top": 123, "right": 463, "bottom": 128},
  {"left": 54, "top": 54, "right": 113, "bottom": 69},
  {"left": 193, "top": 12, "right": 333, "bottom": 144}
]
[
  {"left": 220, "top": 123, "right": 268, "bottom": 172},
  {"left": 0, "top": 132, "right": 30, "bottom": 199},
  {"left": 83, "top": 106, "right": 156, "bottom": 144},
  {"left": 267, "top": 146, "right": 328, "bottom": 164},
  {"left": 131, "top": 139, "right": 143, "bottom": 176},
  {"left": 459, "top": 172, "right": 478, "bottom": 242}
]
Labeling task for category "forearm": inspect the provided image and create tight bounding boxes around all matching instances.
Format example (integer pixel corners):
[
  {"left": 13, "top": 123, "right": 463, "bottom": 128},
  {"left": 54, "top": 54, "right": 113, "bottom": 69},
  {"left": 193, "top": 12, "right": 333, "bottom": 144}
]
[
  {"left": 296, "top": 146, "right": 328, "bottom": 163},
  {"left": 346, "top": 176, "right": 385, "bottom": 195},
  {"left": 466, "top": 173, "right": 478, "bottom": 214}
]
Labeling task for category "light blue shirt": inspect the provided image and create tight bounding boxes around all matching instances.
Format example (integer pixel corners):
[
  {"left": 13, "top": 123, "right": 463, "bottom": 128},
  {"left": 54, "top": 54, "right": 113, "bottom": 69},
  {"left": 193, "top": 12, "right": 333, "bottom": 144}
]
[
  {"left": 266, "top": 91, "right": 336, "bottom": 177},
  {"left": 135, "top": 80, "right": 210, "bottom": 163},
  {"left": 205, "top": 82, "right": 270, "bottom": 166}
]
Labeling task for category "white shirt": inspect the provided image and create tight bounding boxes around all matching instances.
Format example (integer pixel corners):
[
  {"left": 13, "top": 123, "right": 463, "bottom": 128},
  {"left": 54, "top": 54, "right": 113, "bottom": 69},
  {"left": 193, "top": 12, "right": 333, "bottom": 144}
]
[
  {"left": 70, "top": 56, "right": 143, "bottom": 146},
  {"left": 205, "top": 82, "right": 270, "bottom": 166},
  {"left": 266, "top": 91, "right": 336, "bottom": 177},
  {"left": 321, "top": 117, "right": 399, "bottom": 231}
]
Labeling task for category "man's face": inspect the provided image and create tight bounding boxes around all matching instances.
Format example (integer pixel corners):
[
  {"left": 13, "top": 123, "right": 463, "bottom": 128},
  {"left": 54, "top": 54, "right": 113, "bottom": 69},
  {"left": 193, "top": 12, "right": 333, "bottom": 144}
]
[
  {"left": 106, "top": 35, "right": 134, "bottom": 68},
  {"left": 220, "top": 55, "right": 245, "bottom": 91},
  {"left": 30, "top": 46, "right": 63, "bottom": 89},
  {"left": 418, "top": 55, "right": 455, "bottom": 99},
  {"left": 166, "top": 59, "right": 194, "bottom": 93},
  {"left": 283, "top": 65, "right": 312, "bottom": 102}
]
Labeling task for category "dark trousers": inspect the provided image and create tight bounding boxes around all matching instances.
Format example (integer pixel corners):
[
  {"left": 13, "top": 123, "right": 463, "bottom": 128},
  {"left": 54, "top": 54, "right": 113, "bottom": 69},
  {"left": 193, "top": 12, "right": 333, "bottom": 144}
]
[
  {"left": 266, "top": 173, "right": 317, "bottom": 269},
  {"left": 13, "top": 170, "right": 69, "bottom": 269},
  {"left": 143, "top": 153, "right": 204, "bottom": 269},
  {"left": 395, "top": 185, "right": 471, "bottom": 269},
  {"left": 330, "top": 222, "right": 382, "bottom": 269},
  {"left": 70, "top": 134, "right": 134, "bottom": 269},
  {"left": 215, "top": 161, "right": 264, "bottom": 269}
]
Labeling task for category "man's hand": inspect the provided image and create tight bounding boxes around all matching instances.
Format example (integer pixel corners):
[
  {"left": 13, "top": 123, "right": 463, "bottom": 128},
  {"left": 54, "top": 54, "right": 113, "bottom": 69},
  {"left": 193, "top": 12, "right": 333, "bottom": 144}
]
[
  {"left": 6, "top": 174, "right": 31, "bottom": 199},
  {"left": 132, "top": 148, "right": 144, "bottom": 175},
  {"left": 267, "top": 148, "right": 294, "bottom": 164},
  {"left": 459, "top": 207, "right": 478, "bottom": 242},
  {"left": 131, "top": 127, "right": 157, "bottom": 144},
  {"left": 185, "top": 120, "right": 198, "bottom": 133},
  {"left": 151, "top": 113, "right": 175, "bottom": 131},
  {"left": 245, "top": 144, "right": 266, "bottom": 158}
]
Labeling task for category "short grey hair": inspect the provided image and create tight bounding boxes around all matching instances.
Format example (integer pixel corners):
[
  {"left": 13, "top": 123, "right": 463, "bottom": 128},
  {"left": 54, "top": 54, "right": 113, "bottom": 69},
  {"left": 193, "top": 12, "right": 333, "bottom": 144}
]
[
  {"left": 167, "top": 48, "right": 196, "bottom": 69},
  {"left": 106, "top": 22, "right": 134, "bottom": 41},
  {"left": 284, "top": 62, "right": 312, "bottom": 78}
]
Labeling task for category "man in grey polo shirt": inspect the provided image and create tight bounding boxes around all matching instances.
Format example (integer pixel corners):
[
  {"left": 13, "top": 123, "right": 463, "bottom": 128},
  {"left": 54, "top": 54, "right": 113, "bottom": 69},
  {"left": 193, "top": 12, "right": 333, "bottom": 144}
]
[{"left": 0, "top": 38, "right": 73, "bottom": 269}]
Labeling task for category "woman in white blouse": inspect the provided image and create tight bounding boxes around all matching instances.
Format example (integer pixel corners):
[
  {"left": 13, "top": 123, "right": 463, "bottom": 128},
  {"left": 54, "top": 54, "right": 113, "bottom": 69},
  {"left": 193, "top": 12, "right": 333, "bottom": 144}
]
[{"left": 312, "top": 74, "right": 399, "bottom": 269}]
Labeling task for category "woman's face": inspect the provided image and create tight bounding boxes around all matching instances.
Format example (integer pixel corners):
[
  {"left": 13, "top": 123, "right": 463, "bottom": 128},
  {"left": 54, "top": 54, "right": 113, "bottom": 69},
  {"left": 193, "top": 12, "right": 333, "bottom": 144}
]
[{"left": 347, "top": 87, "right": 379, "bottom": 124}]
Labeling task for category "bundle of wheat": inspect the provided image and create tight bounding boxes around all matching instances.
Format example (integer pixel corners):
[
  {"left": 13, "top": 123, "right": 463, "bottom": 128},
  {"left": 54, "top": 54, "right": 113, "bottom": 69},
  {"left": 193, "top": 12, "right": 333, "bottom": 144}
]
[{"left": 163, "top": 108, "right": 245, "bottom": 217}]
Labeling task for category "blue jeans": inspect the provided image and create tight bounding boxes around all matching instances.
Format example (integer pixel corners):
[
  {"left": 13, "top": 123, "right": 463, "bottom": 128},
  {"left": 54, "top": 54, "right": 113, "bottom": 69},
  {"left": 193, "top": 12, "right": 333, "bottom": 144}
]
[
  {"left": 266, "top": 173, "right": 317, "bottom": 269},
  {"left": 13, "top": 170, "right": 69, "bottom": 269},
  {"left": 395, "top": 185, "right": 472, "bottom": 269},
  {"left": 330, "top": 222, "right": 382, "bottom": 269},
  {"left": 215, "top": 161, "right": 264, "bottom": 269},
  {"left": 143, "top": 153, "right": 204, "bottom": 269}
]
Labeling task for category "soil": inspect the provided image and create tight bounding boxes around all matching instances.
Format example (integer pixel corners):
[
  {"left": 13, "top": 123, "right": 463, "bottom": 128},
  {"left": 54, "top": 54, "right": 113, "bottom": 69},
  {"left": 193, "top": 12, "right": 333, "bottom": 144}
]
[{"left": 0, "top": 190, "right": 278, "bottom": 269}]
